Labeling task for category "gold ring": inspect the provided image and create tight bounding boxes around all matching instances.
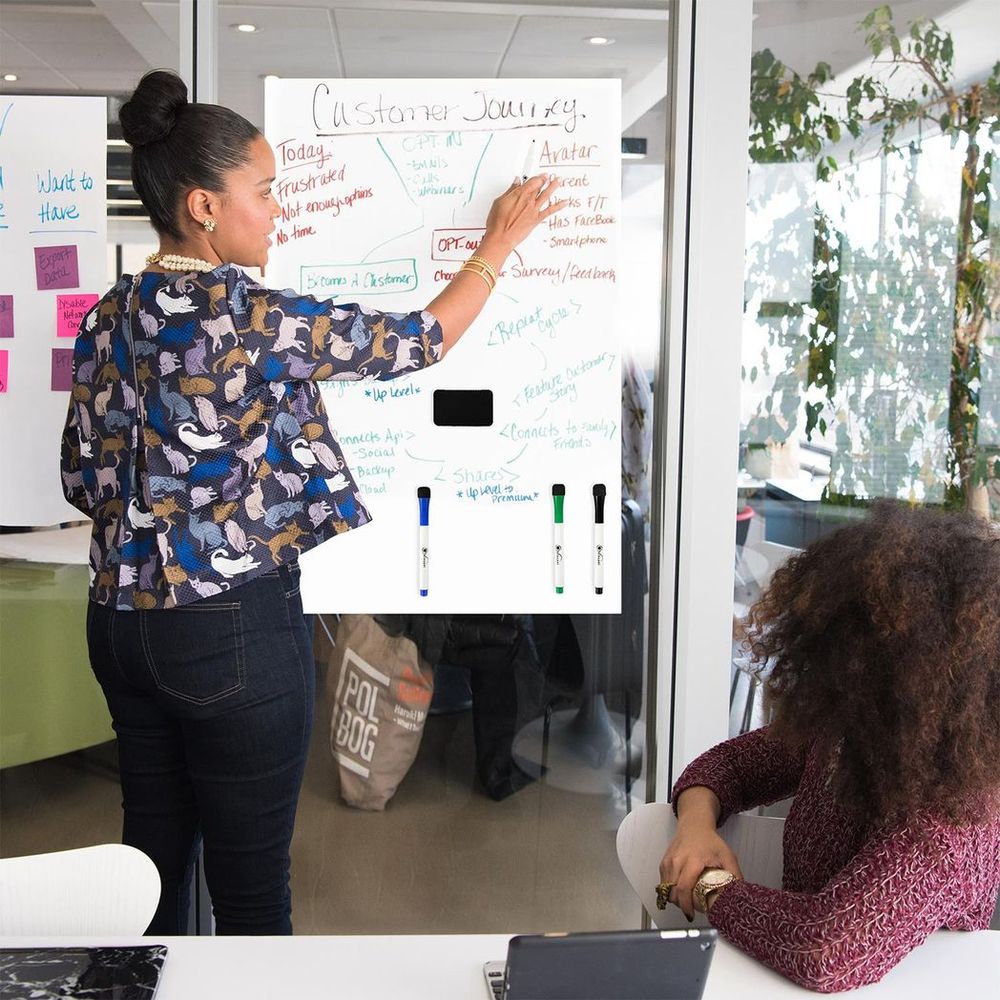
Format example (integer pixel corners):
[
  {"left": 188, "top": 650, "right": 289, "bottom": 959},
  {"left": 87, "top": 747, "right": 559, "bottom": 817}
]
[{"left": 655, "top": 881, "right": 676, "bottom": 910}]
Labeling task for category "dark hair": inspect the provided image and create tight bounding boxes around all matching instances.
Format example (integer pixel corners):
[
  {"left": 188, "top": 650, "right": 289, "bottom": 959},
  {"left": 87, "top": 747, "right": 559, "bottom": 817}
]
[
  {"left": 119, "top": 70, "right": 260, "bottom": 240},
  {"left": 748, "top": 501, "right": 1000, "bottom": 827}
]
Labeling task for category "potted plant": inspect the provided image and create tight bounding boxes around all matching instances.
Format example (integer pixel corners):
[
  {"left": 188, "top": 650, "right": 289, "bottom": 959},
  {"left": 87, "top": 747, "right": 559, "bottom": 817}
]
[{"left": 744, "top": 5, "right": 999, "bottom": 517}]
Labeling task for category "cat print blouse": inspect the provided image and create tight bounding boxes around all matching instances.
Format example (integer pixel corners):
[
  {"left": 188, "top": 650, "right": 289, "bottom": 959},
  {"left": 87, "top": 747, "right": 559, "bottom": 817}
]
[{"left": 60, "top": 264, "right": 442, "bottom": 610}]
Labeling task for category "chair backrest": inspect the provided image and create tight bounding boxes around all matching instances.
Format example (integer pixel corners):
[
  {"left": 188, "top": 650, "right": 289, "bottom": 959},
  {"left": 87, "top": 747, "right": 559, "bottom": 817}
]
[
  {"left": 0, "top": 843, "right": 160, "bottom": 935},
  {"left": 740, "top": 539, "right": 799, "bottom": 593},
  {"left": 616, "top": 802, "right": 785, "bottom": 929}
]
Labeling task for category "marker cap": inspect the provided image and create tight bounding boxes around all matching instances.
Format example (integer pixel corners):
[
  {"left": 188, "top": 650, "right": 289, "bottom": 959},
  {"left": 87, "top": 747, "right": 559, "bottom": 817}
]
[
  {"left": 552, "top": 483, "right": 565, "bottom": 523},
  {"left": 417, "top": 485, "right": 431, "bottom": 525},
  {"left": 592, "top": 483, "right": 606, "bottom": 524}
]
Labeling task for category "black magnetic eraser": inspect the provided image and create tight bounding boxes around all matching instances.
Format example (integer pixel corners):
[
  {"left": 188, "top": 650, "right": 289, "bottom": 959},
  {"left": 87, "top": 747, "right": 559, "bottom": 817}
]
[{"left": 433, "top": 389, "right": 493, "bottom": 426}]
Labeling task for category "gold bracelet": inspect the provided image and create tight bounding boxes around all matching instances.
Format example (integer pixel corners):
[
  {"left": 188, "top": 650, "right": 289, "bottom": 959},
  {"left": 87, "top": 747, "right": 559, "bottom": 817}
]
[
  {"left": 461, "top": 258, "right": 496, "bottom": 281},
  {"left": 459, "top": 261, "right": 495, "bottom": 292},
  {"left": 460, "top": 258, "right": 494, "bottom": 279},
  {"left": 467, "top": 254, "right": 499, "bottom": 283},
  {"left": 459, "top": 267, "right": 494, "bottom": 293}
]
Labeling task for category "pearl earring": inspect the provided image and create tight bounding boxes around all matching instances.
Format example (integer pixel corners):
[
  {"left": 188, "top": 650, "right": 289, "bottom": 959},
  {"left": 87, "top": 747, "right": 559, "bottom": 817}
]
[{"left": 203, "top": 218, "right": 216, "bottom": 233}]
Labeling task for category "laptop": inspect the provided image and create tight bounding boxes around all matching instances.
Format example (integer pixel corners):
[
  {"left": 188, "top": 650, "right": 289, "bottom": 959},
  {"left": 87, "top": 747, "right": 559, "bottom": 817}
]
[
  {"left": 484, "top": 928, "right": 717, "bottom": 1000},
  {"left": 0, "top": 945, "right": 167, "bottom": 999}
]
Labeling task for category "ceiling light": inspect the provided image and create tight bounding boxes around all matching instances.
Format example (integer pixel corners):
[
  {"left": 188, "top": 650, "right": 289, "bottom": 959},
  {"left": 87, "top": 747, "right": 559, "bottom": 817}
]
[
  {"left": 234, "top": 23, "right": 257, "bottom": 33},
  {"left": 3, "top": 74, "right": 18, "bottom": 82},
  {"left": 586, "top": 36, "right": 614, "bottom": 46}
]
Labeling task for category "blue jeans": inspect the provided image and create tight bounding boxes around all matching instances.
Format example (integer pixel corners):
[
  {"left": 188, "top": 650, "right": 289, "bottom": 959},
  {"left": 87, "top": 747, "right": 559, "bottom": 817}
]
[{"left": 86, "top": 563, "right": 314, "bottom": 935}]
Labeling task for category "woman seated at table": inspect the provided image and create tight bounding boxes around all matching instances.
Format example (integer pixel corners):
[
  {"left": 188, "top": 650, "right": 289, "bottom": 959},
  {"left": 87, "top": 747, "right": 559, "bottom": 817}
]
[{"left": 659, "top": 501, "right": 1000, "bottom": 993}]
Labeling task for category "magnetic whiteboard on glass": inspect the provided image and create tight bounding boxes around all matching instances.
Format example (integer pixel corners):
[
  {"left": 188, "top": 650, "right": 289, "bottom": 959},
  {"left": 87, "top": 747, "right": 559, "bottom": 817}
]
[
  {"left": 0, "top": 95, "right": 107, "bottom": 527},
  {"left": 264, "top": 79, "right": 621, "bottom": 613}
]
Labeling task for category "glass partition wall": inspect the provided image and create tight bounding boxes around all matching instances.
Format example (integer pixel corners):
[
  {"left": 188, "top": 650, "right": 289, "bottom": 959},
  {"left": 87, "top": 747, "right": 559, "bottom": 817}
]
[
  {"left": 0, "top": 0, "right": 678, "bottom": 937},
  {"left": 0, "top": 0, "right": 181, "bottom": 847},
  {"left": 212, "top": 0, "right": 672, "bottom": 935},
  {"left": 730, "top": 0, "right": 999, "bottom": 739}
]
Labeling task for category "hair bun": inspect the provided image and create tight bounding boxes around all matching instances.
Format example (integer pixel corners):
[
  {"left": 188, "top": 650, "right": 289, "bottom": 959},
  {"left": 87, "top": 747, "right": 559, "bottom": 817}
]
[{"left": 120, "top": 70, "right": 188, "bottom": 147}]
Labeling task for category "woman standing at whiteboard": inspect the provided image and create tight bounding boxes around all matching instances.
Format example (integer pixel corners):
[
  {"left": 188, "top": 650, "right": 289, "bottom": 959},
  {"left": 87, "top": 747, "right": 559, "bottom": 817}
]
[{"left": 59, "top": 69, "right": 563, "bottom": 935}]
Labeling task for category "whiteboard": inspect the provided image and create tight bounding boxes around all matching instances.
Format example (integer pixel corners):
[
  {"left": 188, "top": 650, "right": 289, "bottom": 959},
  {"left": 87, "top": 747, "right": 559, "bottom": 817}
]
[
  {"left": 0, "top": 96, "right": 107, "bottom": 527},
  {"left": 264, "top": 79, "right": 621, "bottom": 613}
]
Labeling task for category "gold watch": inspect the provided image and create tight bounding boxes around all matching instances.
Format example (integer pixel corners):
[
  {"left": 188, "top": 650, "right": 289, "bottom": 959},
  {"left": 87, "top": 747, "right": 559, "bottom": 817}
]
[{"left": 692, "top": 868, "right": 737, "bottom": 912}]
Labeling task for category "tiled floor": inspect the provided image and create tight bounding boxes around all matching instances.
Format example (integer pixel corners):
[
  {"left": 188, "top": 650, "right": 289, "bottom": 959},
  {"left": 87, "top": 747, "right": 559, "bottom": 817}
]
[{"left": 0, "top": 685, "right": 643, "bottom": 935}]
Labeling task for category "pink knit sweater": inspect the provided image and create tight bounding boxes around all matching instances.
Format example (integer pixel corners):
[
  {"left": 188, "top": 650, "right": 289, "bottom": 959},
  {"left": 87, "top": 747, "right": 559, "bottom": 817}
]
[{"left": 671, "top": 727, "right": 1000, "bottom": 992}]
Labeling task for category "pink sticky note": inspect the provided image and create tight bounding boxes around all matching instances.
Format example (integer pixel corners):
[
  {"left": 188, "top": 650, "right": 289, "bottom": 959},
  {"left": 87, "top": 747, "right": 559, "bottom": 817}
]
[
  {"left": 51, "top": 348, "right": 74, "bottom": 391},
  {"left": 56, "top": 293, "right": 99, "bottom": 338},
  {"left": 0, "top": 296, "right": 13, "bottom": 338},
  {"left": 34, "top": 245, "right": 80, "bottom": 291},
  {"left": 0, "top": 350, "right": 8, "bottom": 393}
]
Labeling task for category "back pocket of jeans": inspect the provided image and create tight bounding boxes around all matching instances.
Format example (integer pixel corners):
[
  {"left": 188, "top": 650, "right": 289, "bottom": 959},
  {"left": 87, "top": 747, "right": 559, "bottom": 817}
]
[{"left": 140, "top": 602, "right": 245, "bottom": 705}]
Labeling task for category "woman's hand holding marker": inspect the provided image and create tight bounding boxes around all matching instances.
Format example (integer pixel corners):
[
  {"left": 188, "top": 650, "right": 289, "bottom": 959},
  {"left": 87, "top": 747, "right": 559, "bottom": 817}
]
[
  {"left": 484, "top": 173, "right": 564, "bottom": 253},
  {"left": 426, "top": 169, "right": 566, "bottom": 355}
]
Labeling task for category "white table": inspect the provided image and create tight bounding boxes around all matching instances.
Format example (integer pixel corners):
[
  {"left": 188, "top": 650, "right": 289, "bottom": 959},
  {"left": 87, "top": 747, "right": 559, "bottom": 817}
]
[{"left": 2, "top": 931, "right": 996, "bottom": 998}]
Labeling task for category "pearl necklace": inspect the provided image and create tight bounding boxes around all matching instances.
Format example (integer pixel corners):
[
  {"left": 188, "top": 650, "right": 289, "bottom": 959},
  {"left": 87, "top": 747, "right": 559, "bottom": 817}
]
[{"left": 145, "top": 252, "right": 218, "bottom": 273}]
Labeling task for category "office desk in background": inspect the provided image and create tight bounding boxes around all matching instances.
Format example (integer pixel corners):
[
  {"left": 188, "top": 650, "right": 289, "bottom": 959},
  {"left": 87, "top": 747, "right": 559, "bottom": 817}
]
[
  {"left": 0, "top": 526, "right": 113, "bottom": 769},
  {"left": 761, "top": 477, "right": 870, "bottom": 549},
  {"left": 2, "top": 931, "right": 996, "bottom": 999}
]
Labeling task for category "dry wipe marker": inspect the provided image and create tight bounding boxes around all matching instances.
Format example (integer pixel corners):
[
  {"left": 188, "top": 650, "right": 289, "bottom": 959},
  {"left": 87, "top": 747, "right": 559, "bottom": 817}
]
[
  {"left": 417, "top": 486, "right": 431, "bottom": 596},
  {"left": 521, "top": 139, "right": 537, "bottom": 182},
  {"left": 592, "top": 483, "right": 606, "bottom": 594},
  {"left": 552, "top": 483, "right": 565, "bottom": 593}
]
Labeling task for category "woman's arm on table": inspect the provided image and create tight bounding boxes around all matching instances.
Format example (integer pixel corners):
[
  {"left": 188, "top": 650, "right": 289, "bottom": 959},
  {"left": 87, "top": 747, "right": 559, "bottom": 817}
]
[
  {"left": 662, "top": 727, "right": 808, "bottom": 918},
  {"left": 706, "top": 817, "right": 960, "bottom": 993}
]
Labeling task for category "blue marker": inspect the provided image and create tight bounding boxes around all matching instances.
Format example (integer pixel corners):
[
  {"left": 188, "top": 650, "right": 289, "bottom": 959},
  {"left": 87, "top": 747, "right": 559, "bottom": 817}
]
[{"left": 417, "top": 486, "right": 431, "bottom": 596}]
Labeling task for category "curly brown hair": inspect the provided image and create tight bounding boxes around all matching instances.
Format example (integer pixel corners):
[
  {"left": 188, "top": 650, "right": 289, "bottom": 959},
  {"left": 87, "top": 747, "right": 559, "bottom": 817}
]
[{"left": 747, "top": 501, "right": 1000, "bottom": 827}]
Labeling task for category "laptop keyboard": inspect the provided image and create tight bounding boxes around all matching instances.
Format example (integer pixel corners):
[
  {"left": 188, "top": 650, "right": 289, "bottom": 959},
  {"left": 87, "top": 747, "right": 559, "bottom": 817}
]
[{"left": 486, "top": 965, "right": 505, "bottom": 999}]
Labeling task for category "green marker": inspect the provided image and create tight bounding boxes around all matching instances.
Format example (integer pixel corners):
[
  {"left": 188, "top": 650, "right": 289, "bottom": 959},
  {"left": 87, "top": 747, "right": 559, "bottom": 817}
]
[{"left": 552, "top": 483, "right": 565, "bottom": 593}]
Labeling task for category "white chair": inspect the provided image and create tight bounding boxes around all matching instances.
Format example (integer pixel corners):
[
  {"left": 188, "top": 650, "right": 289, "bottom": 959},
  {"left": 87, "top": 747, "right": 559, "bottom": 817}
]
[
  {"left": 0, "top": 843, "right": 160, "bottom": 935},
  {"left": 616, "top": 802, "right": 784, "bottom": 929}
]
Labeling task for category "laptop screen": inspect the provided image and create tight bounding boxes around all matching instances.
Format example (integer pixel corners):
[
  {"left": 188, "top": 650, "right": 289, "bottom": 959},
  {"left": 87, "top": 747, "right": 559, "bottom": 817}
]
[{"left": 495, "top": 928, "right": 717, "bottom": 1000}]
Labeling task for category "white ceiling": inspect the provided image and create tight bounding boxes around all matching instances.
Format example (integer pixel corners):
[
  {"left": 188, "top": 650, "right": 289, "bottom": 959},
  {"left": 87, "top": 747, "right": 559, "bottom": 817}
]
[
  {"left": 0, "top": 1, "right": 672, "bottom": 130},
  {"left": 0, "top": 0, "right": 993, "bottom": 186}
]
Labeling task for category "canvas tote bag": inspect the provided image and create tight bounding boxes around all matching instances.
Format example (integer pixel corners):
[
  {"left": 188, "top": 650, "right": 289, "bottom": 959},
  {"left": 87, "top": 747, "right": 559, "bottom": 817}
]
[{"left": 328, "top": 614, "right": 434, "bottom": 810}]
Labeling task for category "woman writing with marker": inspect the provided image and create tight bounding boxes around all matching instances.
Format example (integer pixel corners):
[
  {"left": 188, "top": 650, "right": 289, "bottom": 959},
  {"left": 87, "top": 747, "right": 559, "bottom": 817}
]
[{"left": 59, "top": 68, "right": 564, "bottom": 935}]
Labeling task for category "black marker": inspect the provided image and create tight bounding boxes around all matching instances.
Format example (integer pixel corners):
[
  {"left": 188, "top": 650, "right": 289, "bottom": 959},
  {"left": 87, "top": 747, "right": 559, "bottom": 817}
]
[{"left": 592, "top": 484, "right": 606, "bottom": 594}]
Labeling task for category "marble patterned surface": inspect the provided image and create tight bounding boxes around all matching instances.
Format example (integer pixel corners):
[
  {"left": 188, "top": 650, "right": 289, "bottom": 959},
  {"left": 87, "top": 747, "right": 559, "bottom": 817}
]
[{"left": 0, "top": 946, "right": 166, "bottom": 999}]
